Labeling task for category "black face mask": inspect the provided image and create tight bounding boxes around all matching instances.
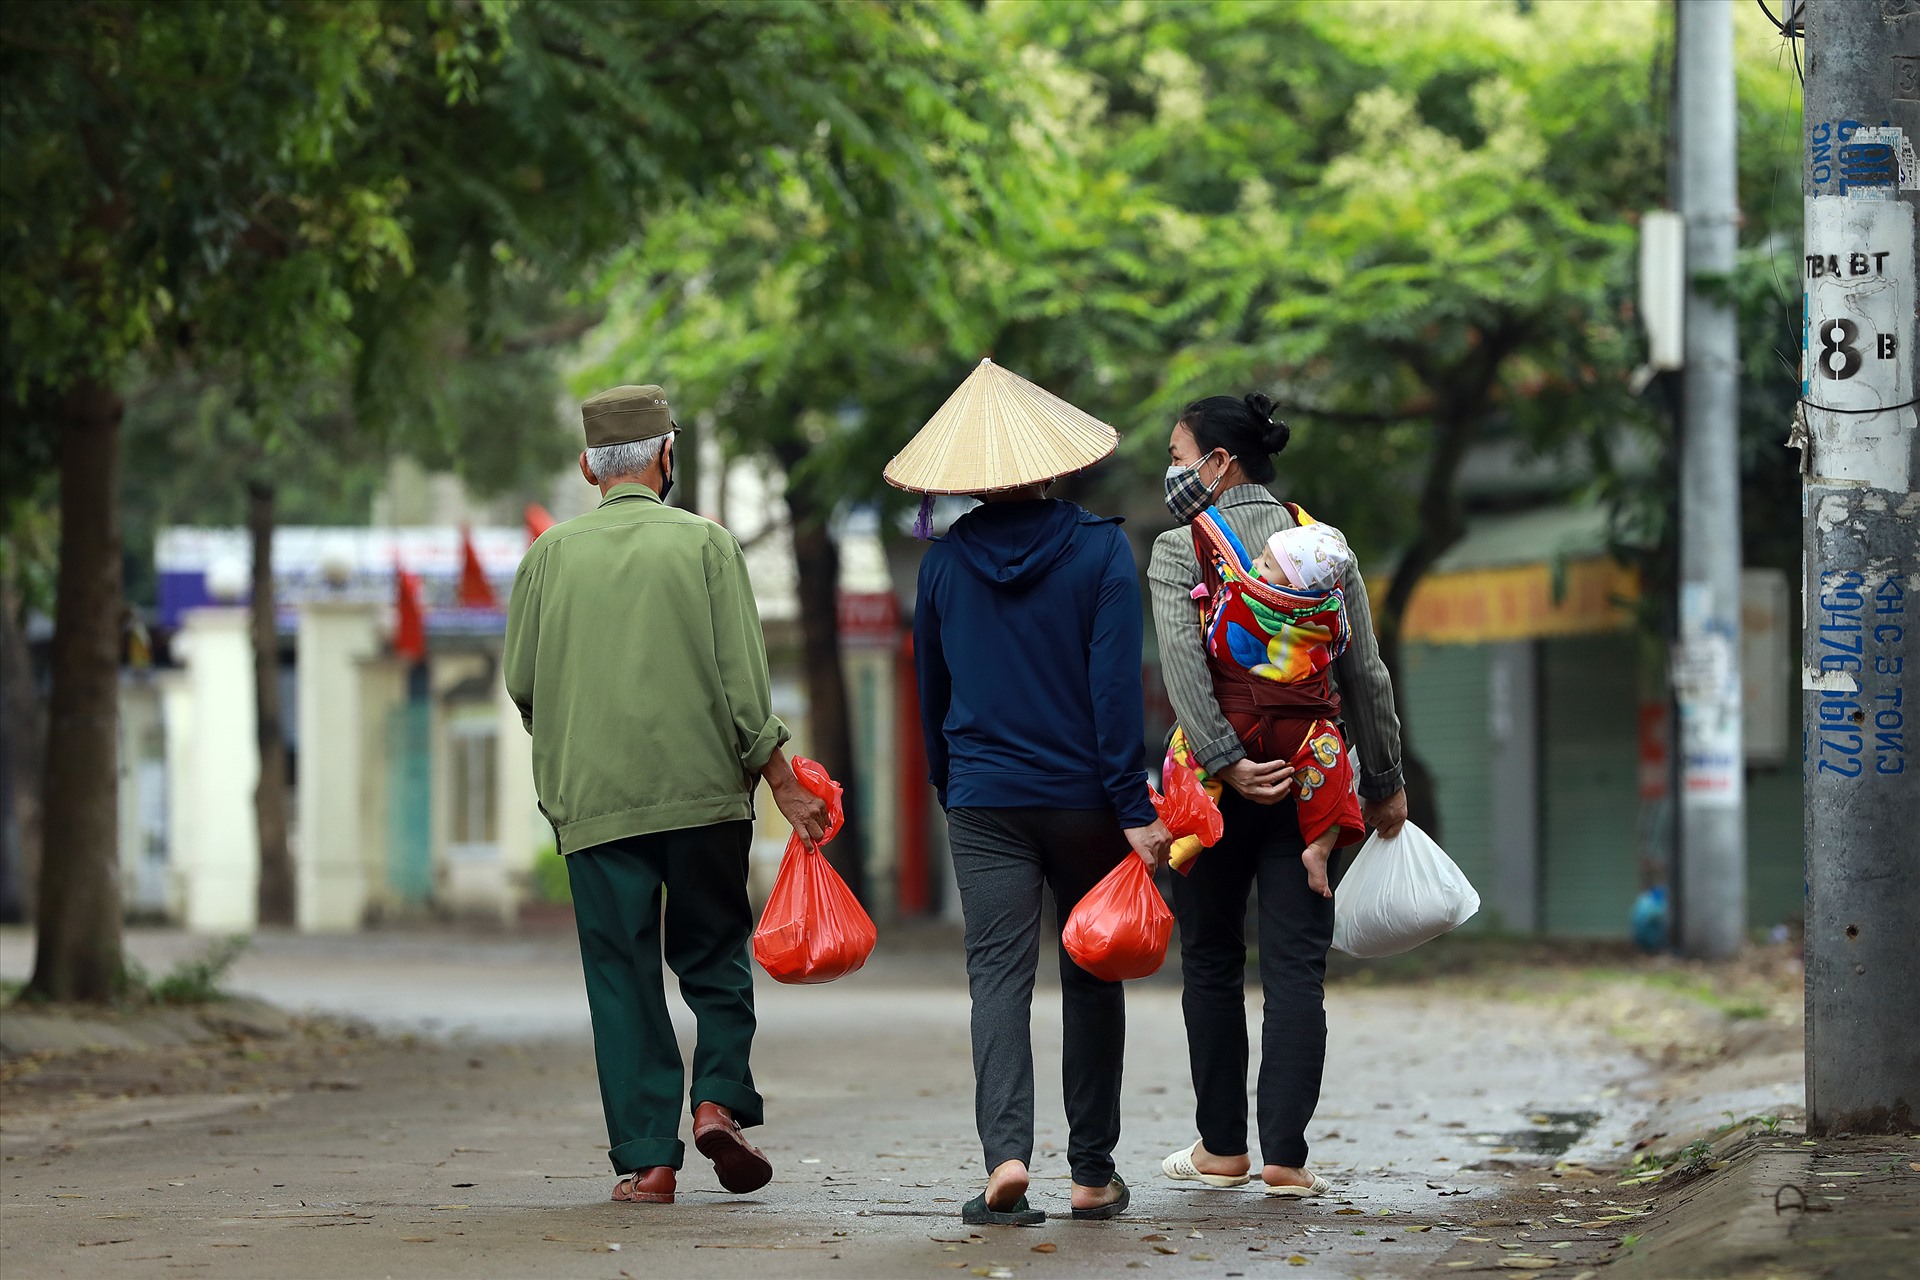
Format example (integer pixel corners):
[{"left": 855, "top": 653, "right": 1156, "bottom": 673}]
[{"left": 659, "top": 438, "right": 675, "bottom": 502}]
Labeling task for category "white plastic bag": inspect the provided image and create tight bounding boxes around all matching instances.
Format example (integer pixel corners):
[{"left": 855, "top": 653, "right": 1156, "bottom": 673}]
[{"left": 1331, "top": 821, "right": 1479, "bottom": 958}]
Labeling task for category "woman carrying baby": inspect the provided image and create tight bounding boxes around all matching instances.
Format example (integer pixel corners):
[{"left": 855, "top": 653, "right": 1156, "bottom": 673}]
[{"left": 1146, "top": 393, "right": 1410, "bottom": 1198}]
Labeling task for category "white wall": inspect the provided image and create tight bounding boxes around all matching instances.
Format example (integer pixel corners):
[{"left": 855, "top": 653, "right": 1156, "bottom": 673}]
[{"left": 174, "top": 608, "right": 259, "bottom": 933}]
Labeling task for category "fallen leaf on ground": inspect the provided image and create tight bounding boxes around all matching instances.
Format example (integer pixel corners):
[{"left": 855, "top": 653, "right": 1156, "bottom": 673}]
[
  {"left": 1141, "top": 1233, "right": 1168, "bottom": 1241},
  {"left": 1031, "top": 1242, "right": 1056, "bottom": 1254},
  {"left": 1501, "top": 1258, "right": 1556, "bottom": 1269},
  {"left": 431, "top": 1205, "right": 468, "bottom": 1211},
  {"left": 1153, "top": 1245, "right": 1179, "bottom": 1255},
  {"left": 1287, "top": 1257, "right": 1309, "bottom": 1267},
  {"left": 1335, "top": 1208, "right": 1363, "bottom": 1215},
  {"left": 401, "top": 1237, "right": 434, "bottom": 1244}
]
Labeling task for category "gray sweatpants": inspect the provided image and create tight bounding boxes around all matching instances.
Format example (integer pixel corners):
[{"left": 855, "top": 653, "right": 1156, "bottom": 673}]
[{"left": 947, "top": 806, "right": 1129, "bottom": 1189}]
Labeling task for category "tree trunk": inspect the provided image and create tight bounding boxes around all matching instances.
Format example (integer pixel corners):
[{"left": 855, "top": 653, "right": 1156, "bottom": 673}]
[
  {"left": 778, "top": 462, "right": 867, "bottom": 903},
  {"left": 1372, "top": 408, "right": 1484, "bottom": 842},
  {"left": 1, "top": 567, "right": 47, "bottom": 924},
  {"left": 669, "top": 419, "right": 699, "bottom": 514},
  {"left": 24, "top": 379, "right": 126, "bottom": 1002},
  {"left": 248, "top": 480, "right": 295, "bottom": 927},
  {"left": 1366, "top": 329, "right": 1522, "bottom": 842},
  {"left": 1373, "top": 623, "right": 1443, "bottom": 840}
]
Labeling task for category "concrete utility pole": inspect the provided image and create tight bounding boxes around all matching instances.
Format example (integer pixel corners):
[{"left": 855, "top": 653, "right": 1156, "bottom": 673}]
[
  {"left": 1799, "top": 0, "right": 1920, "bottom": 1136},
  {"left": 1673, "top": 0, "right": 1746, "bottom": 959}
]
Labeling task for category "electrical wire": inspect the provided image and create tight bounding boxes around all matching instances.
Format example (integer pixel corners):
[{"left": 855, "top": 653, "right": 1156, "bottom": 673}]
[
  {"left": 1758, "top": 2, "right": 1806, "bottom": 387},
  {"left": 1754, "top": 0, "right": 1804, "bottom": 84},
  {"left": 1800, "top": 397, "right": 1920, "bottom": 417}
]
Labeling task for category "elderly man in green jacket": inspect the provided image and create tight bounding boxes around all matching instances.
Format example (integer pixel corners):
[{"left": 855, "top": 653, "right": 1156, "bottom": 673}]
[{"left": 505, "top": 384, "right": 828, "bottom": 1206}]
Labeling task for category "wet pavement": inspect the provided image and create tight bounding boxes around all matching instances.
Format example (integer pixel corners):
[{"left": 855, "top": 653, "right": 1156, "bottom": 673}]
[{"left": 2, "top": 928, "right": 1658, "bottom": 1277}]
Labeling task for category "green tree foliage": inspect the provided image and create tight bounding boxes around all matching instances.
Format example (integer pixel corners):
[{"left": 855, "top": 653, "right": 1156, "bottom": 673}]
[
  {"left": 4, "top": 0, "right": 417, "bottom": 997},
  {"left": 596, "top": 0, "right": 1801, "bottom": 837},
  {"left": 582, "top": 1, "right": 1035, "bottom": 894},
  {"left": 4, "top": 0, "right": 1053, "bottom": 992}
]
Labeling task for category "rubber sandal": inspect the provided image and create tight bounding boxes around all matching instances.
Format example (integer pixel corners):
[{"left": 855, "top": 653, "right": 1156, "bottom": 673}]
[
  {"left": 1162, "top": 1142, "right": 1252, "bottom": 1188},
  {"left": 1071, "top": 1173, "right": 1130, "bottom": 1220},
  {"left": 1263, "top": 1172, "right": 1332, "bottom": 1198},
  {"left": 962, "top": 1193, "right": 1047, "bottom": 1227}
]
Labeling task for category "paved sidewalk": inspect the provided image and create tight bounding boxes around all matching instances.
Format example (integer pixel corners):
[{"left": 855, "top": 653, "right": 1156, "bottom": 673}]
[{"left": 3, "top": 930, "right": 1656, "bottom": 1278}]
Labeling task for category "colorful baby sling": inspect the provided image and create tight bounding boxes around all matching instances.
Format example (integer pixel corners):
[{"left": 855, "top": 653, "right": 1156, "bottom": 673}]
[{"left": 1167, "top": 502, "right": 1351, "bottom": 780}]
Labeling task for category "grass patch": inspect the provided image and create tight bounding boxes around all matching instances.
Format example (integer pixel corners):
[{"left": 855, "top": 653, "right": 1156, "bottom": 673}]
[{"left": 123, "top": 934, "right": 251, "bottom": 1004}]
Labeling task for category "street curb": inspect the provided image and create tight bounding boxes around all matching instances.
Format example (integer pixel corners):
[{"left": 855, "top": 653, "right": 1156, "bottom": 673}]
[
  {"left": 1605, "top": 1141, "right": 1813, "bottom": 1278},
  {"left": 0, "top": 995, "right": 295, "bottom": 1059}
]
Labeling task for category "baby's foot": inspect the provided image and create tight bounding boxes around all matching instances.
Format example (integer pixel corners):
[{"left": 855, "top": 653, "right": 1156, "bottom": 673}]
[{"left": 1301, "top": 841, "right": 1334, "bottom": 898}]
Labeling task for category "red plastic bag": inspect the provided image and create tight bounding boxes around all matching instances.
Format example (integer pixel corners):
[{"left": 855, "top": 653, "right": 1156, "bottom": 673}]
[
  {"left": 1156, "top": 759, "right": 1225, "bottom": 875},
  {"left": 1061, "top": 855, "right": 1174, "bottom": 982},
  {"left": 752, "top": 756, "right": 876, "bottom": 984}
]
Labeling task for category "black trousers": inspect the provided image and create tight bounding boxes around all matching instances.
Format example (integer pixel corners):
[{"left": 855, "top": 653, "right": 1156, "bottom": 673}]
[
  {"left": 1169, "top": 787, "right": 1336, "bottom": 1170},
  {"left": 947, "top": 806, "right": 1129, "bottom": 1188}
]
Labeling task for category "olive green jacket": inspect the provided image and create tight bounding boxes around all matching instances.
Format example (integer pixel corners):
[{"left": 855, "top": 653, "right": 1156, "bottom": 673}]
[{"left": 504, "top": 483, "right": 790, "bottom": 852}]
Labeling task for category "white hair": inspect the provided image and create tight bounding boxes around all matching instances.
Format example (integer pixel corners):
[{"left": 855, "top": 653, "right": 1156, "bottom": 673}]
[{"left": 585, "top": 432, "right": 670, "bottom": 483}]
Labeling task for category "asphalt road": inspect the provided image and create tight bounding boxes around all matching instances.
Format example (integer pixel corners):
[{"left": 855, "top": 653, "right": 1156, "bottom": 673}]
[{"left": 2, "top": 928, "right": 1654, "bottom": 1278}]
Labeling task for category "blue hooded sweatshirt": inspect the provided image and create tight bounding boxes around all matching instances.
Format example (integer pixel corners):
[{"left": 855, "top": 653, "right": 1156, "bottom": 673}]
[{"left": 913, "top": 499, "right": 1155, "bottom": 828}]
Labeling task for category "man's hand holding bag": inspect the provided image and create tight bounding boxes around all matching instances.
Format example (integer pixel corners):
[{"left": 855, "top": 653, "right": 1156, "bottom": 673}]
[{"left": 752, "top": 756, "right": 877, "bottom": 984}]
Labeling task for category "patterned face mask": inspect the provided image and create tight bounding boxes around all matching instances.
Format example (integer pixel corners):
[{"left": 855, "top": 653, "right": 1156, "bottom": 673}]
[{"left": 1163, "top": 451, "right": 1231, "bottom": 524}]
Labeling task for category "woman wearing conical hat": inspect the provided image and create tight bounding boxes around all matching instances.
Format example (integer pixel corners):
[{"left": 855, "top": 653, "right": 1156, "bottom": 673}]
[{"left": 888, "top": 359, "right": 1173, "bottom": 1226}]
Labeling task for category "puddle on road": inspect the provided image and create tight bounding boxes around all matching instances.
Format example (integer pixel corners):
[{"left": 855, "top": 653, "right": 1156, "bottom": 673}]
[{"left": 1469, "top": 1109, "right": 1602, "bottom": 1157}]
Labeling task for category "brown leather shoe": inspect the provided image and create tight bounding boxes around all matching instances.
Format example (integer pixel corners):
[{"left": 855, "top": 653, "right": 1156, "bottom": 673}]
[
  {"left": 611, "top": 1166, "right": 674, "bottom": 1204},
  {"left": 693, "top": 1102, "right": 772, "bottom": 1194}
]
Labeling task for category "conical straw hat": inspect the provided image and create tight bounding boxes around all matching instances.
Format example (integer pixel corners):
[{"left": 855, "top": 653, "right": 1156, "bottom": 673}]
[{"left": 884, "top": 358, "right": 1119, "bottom": 495}]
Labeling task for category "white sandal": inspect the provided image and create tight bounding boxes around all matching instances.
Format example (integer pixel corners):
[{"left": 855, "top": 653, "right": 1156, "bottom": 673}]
[
  {"left": 1161, "top": 1142, "right": 1252, "bottom": 1188},
  {"left": 1263, "top": 1172, "right": 1333, "bottom": 1198}
]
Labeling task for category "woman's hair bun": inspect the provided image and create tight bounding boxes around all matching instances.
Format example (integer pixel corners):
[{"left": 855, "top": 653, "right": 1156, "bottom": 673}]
[
  {"left": 1178, "top": 391, "right": 1290, "bottom": 481},
  {"left": 1242, "top": 392, "right": 1290, "bottom": 454}
]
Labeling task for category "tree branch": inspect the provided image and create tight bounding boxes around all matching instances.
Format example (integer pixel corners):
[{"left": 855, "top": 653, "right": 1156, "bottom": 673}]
[{"left": 1272, "top": 399, "right": 1435, "bottom": 427}]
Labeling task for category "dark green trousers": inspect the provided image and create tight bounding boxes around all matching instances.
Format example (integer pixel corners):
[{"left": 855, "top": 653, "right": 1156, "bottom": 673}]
[{"left": 567, "top": 821, "right": 762, "bottom": 1174}]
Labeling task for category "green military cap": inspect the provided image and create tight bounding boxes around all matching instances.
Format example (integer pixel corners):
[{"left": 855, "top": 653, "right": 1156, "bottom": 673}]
[{"left": 581, "top": 384, "right": 677, "bottom": 448}]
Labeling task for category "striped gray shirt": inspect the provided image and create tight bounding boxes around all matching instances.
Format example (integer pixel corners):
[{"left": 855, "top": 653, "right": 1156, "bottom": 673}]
[{"left": 1147, "top": 484, "right": 1405, "bottom": 801}]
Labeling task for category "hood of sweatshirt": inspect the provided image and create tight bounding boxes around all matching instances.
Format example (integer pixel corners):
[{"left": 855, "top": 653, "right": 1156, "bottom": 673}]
[{"left": 940, "top": 499, "right": 1122, "bottom": 593}]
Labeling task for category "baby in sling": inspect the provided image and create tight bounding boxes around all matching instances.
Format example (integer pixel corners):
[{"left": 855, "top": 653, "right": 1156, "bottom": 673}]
[{"left": 1165, "top": 505, "right": 1364, "bottom": 896}]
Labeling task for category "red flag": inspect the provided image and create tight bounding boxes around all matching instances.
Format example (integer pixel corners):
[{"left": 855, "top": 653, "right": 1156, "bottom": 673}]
[
  {"left": 457, "top": 526, "right": 499, "bottom": 609},
  {"left": 524, "top": 503, "right": 555, "bottom": 542},
  {"left": 394, "top": 562, "right": 426, "bottom": 662}
]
